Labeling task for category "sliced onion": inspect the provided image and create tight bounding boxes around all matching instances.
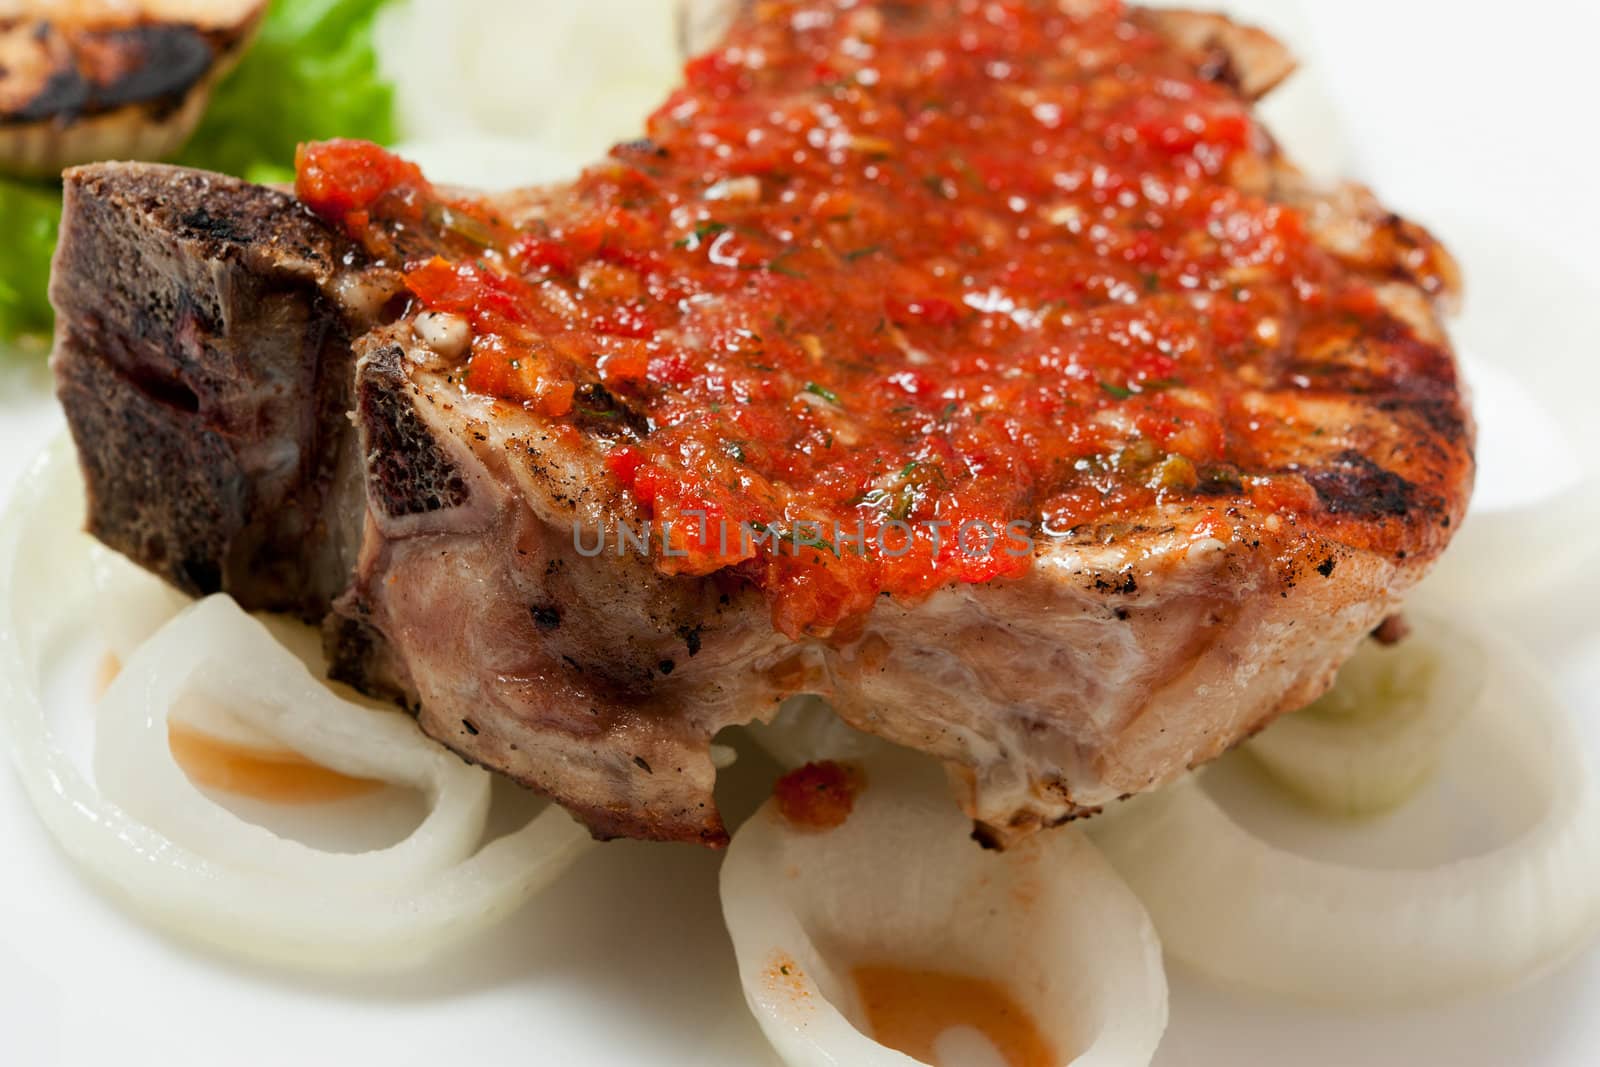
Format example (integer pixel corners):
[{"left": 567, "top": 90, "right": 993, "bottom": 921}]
[
  {"left": 742, "top": 694, "right": 894, "bottom": 769},
  {"left": 1244, "top": 614, "right": 1488, "bottom": 816},
  {"left": 88, "top": 543, "right": 189, "bottom": 662},
  {"left": 96, "top": 596, "right": 493, "bottom": 887},
  {"left": 721, "top": 754, "right": 1168, "bottom": 1066},
  {"left": 0, "top": 438, "right": 596, "bottom": 971},
  {"left": 1092, "top": 631, "right": 1600, "bottom": 1006},
  {"left": 680, "top": 0, "right": 741, "bottom": 56},
  {"left": 90, "top": 543, "right": 381, "bottom": 753},
  {"left": 1429, "top": 472, "right": 1600, "bottom": 610},
  {"left": 1418, "top": 222, "right": 1600, "bottom": 607},
  {"left": 380, "top": 0, "right": 682, "bottom": 159}
]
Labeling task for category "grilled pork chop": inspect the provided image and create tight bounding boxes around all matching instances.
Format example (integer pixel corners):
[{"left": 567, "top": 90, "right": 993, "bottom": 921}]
[{"left": 50, "top": 0, "right": 1472, "bottom": 848}]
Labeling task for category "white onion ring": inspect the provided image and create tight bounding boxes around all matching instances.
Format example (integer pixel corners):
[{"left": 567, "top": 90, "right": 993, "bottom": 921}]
[
  {"left": 722, "top": 754, "right": 1168, "bottom": 1066},
  {"left": 1092, "top": 628, "right": 1600, "bottom": 1006},
  {"left": 1420, "top": 221, "right": 1600, "bottom": 607},
  {"left": 1429, "top": 473, "right": 1600, "bottom": 610},
  {"left": 88, "top": 542, "right": 189, "bottom": 663},
  {"left": 380, "top": 0, "right": 682, "bottom": 160},
  {"left": 1244, "top": 613, "right": 1488, "bottom": 816},
  {"left": 0, "top": 438, "right": 595, "bottom": 971},
  {"left": 742, "top": 694, "right": 892, "bottom": 770},
  {"left": 96, "top": 595, "right": 493, "bottom": 888}
]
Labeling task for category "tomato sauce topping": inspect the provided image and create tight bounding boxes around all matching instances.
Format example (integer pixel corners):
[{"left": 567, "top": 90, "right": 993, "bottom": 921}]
[
  {"left": 773, "top": 760, "right": 863, "bottom": 831},
  {"left": 295, "top": 0, "right": 1454, "bottom": 638}
]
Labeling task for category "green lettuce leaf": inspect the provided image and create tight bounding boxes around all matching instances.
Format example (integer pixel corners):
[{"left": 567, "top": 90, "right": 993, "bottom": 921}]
[
  {"left": 0, "top": 179, "right": 63, "bottom": 348},
  {"left": 177, "top": 0, "right": 397, "bottom": 179},
  {"left": 1, "top": 0, "right": 397, "bottom": 353}
]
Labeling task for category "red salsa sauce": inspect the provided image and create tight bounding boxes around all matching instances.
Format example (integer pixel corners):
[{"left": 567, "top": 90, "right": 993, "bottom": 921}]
[
  {"left": 773, "top": 760, "right": 863, "bottom": 831},
  {"left": 295, "top": 0, "right": 1437, "bottom": 638}
]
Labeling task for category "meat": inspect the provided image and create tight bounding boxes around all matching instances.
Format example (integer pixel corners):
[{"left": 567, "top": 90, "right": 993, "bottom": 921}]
[
  {"left": 49, "top": 0, "right": 1473, "bottom": 849},
  {"left": 0, "top": 1, "right": 265, "bottom": 178}
]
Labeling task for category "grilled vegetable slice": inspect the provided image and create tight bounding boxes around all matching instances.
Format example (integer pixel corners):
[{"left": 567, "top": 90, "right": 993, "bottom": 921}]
[{"left": 0, "top": 1, "right": 266, "bottom": 179}]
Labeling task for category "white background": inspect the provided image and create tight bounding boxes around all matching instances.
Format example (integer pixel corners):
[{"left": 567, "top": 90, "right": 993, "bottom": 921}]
[{"left": 2, "top": 1, "right": 1599, "bottom": 1065}]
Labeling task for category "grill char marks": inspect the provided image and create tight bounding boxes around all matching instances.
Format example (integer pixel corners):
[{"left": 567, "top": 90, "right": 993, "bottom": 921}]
[
  {"left": 0, "top": 3, "right": 265, "bottom": 178},
  {"left": 1135, "top": 8, "right": 1297, "bottom": 100},
  {"left": 570, "top": 381, "right": 650, "bottom": 441},
  {"left": 2, "top": 23, "right": 215, "bottom": 123},
  {"left": 1304, "top": 450, "right": 1421, "bottom": 519}
]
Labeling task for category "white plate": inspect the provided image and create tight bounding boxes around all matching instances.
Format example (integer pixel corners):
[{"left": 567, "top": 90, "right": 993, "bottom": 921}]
[{"left": 3, "top": 2, "right": 1599, "bottom": 1064}]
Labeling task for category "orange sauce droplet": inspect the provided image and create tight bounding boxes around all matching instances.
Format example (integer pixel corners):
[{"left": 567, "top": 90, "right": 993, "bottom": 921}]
[
  {"left": 94, "top": 654, "right": 120, "bottom": 699},
  {"left": 167, "top": 721, "right": 384, "bottom": 805},
  {"left": 852, "top": 965, "right": 1056, "bottom": 1067}
]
